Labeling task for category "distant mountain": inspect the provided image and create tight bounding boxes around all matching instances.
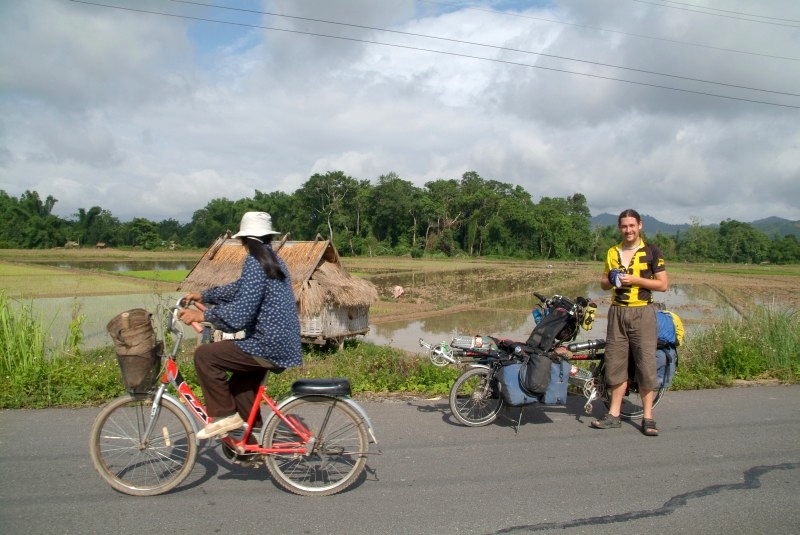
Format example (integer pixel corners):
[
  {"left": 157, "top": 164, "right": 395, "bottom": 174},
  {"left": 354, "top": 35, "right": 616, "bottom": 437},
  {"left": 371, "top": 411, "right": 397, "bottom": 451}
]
[
  {"left": 750, "top": 216, "right": 800, "bottom": 239},
  {"left": 591, "top": 213, "right": 689, "bottom": 236},
  {"left": 591, "top": 214, "right": 800, "bottom": 239}
]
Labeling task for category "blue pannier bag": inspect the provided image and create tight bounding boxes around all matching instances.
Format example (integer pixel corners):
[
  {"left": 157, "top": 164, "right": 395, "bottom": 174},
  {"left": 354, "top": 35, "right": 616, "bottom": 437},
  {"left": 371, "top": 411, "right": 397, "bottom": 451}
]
[
  {"left": 498, "top": 362, "right": 539, "bottom": 406},
  {"left": 656, "top": 346, "right": 678, "bottom": 388},
  {"left": 541, "top": 359, "right": 570, "bottom": 405},
  {"left": 655, "top": 308, "right": 682, "bottom": 387}
]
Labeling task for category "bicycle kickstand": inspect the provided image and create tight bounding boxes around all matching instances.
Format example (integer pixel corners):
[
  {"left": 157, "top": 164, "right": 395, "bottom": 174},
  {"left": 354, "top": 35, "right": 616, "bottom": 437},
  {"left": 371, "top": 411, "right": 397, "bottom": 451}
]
[{"left": 514, "top": 407, "right": 524, "bottom": 434}]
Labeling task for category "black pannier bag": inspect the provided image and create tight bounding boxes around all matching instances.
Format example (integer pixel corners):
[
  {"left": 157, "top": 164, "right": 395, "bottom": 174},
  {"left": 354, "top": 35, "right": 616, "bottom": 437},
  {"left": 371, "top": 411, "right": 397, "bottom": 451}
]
[
  {"left": 526, "top": 304, "right": 576, "bottom": 352},
  {"left": 520, "top": 351, "right": 552, "bottom": 396}
]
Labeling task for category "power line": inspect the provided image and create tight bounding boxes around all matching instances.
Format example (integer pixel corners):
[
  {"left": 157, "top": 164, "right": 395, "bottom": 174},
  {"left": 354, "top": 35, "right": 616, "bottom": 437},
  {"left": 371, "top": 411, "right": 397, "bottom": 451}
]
[
  {"left": 632, "top": 0, "right": 800, "bottom": 27},
  {"left": 420, "top": 0, "right": 800, "bottom": 61},
  {"left": 66, "top": 0, "right": 800, "bottom": 109},
  {"left": 647, "top": 0, "right": 800, "bottom": 23},
  {"left": 169, "top": 0, "right": 800, "bottom": 98}
]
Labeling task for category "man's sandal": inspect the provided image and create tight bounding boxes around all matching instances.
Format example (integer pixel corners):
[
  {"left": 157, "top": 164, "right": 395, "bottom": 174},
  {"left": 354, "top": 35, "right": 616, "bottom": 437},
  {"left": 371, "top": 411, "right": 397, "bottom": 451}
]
[
  {"left": 641, "top": 418, "right": 659, "bottom": 436},
  {"left": 591, "top": 414, "right": 621, "bottom": 429}
]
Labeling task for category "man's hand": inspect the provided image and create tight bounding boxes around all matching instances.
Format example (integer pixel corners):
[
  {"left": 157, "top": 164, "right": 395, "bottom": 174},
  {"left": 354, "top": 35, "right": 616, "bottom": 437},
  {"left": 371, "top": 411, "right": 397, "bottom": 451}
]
[{"left": 608, "top": 268, "right": 624, "bottom": 288}]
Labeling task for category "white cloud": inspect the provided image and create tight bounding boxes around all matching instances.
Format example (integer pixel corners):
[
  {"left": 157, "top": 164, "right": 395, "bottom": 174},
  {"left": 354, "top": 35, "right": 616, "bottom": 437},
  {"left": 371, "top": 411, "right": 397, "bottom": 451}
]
[{"left": 1, "top": 0, "right": 799, "bottom": 225}]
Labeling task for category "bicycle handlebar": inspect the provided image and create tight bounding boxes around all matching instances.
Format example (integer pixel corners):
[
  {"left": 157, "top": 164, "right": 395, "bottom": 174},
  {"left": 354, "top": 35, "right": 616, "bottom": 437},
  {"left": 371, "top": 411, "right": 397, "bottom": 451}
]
[{"left": 175, "top": 298, "right": 205, "bottom": 334}]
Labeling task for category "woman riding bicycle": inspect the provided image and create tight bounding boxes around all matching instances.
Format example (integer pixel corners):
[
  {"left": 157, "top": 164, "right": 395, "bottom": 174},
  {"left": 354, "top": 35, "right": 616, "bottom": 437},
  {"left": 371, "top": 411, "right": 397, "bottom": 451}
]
[{"left": 179, "top": 211, "right": 302, "bottom": 439}]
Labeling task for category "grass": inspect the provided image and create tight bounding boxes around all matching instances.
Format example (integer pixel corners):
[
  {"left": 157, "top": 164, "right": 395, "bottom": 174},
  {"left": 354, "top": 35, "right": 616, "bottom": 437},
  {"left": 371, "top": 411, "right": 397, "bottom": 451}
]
[
  {"left": 0, "top": 294, "right": 797, "bottom": 408},
  {"left": 674, "top": 305, "right": 800, "bottom": 388},
  {"left": 1, "top": 251, "right": 799, "bottom": 408}
]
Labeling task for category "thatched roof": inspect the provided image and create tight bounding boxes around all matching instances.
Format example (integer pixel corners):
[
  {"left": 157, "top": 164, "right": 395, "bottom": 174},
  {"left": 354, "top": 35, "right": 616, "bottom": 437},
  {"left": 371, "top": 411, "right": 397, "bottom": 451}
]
[{"left": 178, "top": 234, "right": 379, "bottom": 316}]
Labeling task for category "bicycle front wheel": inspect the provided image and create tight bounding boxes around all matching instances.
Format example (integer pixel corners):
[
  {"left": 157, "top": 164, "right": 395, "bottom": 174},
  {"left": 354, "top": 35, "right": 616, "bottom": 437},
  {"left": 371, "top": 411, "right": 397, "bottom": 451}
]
[
  {"left": 449, "top": 367, "right": 503, "bottom": 427},
  {"left": 263, "top": 397, "right": 368, "bottom": 496},
  {"left": 89, "top": 395, "right": 198, "bottom": 496}
]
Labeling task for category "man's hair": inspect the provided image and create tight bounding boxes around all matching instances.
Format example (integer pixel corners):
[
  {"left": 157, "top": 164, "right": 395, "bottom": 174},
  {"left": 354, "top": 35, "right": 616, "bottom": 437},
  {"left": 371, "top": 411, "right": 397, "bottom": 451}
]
[{"left": 618, "top": 209, "right": 641, "bottom": 225}]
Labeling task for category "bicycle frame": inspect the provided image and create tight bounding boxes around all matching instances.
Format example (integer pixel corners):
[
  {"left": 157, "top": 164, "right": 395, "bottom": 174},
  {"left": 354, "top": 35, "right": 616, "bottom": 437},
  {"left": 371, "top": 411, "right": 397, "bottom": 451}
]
[{"left": 158, "top": 301, "right": 378, "bottom": 454}]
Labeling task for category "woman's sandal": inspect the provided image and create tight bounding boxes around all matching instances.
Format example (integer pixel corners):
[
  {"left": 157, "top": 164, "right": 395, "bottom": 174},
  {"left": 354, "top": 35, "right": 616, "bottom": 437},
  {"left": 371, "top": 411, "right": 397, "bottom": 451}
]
[
  {"left": 641, "top": 418, "right": 659, "bottom": 436},
  {"left": 591, "top": 414, "right": 621, "bottom": 429}
]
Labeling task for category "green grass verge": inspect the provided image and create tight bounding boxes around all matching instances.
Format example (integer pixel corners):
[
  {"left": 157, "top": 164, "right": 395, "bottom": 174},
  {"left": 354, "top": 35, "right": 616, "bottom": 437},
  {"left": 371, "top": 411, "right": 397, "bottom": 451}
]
[
  {"left": 1, "top": 289, "right": 798, "bottom": 408},
  {"left": 0, "top": 340, "right": 461, "bottom": 409}
]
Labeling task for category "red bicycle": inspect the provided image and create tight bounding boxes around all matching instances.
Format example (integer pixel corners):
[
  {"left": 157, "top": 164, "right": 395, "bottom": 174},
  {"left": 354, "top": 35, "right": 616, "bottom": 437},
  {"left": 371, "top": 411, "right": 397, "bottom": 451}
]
[{"left": 89, "top": 300, "right": 379, "bottom": 496}]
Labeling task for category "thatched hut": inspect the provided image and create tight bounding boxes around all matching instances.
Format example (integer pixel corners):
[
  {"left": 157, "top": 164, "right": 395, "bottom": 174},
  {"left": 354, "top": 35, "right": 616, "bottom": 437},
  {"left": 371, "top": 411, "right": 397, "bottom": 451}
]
[{"left": 178, "top": 233, "right": 379, "bottom": 347}]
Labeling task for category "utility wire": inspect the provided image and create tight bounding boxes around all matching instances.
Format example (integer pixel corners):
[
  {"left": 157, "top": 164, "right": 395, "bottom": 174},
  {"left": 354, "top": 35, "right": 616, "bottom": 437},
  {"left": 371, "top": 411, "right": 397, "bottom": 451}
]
[
  {"left": 420, "top": 0, "right": 800, "bottom": 61},
  {"left": 169, "top": 0, "right": 800, "bottom": 98},
  {"left": 67, "top": 0, "right": 800, "bottom": 109},
  {"left": 633, "top": 0, "right": 800, "bottom": 27},
  {"left": 646, "top": 0, "right": 800, "bottom": 23}
]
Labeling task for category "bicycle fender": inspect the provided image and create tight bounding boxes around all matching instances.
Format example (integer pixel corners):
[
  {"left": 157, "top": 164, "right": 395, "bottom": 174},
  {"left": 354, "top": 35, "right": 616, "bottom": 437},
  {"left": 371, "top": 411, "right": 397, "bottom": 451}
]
[
  {"left": 268, "top": 395, "right": 379, "bottom": 445},
  {"left": 160, "top": 392, "right": 204, "bottom": 438}
]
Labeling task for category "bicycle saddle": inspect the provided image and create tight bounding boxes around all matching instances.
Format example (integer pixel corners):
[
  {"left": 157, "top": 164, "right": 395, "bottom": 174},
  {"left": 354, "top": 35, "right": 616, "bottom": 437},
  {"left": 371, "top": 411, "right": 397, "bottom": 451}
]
[{"left": 292, "top": 378, "right": 352, "bottom": 397}]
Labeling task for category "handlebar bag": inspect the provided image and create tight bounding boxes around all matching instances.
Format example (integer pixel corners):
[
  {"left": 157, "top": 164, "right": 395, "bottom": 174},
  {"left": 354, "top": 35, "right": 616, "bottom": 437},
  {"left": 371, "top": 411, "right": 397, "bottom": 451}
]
[{"left": 526, "top": 307, "right": 576, "bottom": 352}]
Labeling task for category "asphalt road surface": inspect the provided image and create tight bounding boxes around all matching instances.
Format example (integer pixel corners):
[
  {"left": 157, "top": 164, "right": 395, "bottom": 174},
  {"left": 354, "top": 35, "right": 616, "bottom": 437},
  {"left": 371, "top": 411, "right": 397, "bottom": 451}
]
[{"left": 1, "top": 385, "right": 799, "bottom": 535}]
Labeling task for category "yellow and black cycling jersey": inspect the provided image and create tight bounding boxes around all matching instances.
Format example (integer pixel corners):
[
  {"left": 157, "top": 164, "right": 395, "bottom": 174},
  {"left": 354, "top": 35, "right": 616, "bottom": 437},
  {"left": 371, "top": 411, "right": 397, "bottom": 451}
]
[{"left": 604, "top": 240, "right": 666, "bottom": 307}]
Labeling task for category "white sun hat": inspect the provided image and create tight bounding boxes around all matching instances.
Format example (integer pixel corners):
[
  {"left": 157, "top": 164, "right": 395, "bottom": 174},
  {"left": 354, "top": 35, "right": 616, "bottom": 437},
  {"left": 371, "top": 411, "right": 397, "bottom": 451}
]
[{"left": 232, "top": 212, "right": 281, "bottom": 239}]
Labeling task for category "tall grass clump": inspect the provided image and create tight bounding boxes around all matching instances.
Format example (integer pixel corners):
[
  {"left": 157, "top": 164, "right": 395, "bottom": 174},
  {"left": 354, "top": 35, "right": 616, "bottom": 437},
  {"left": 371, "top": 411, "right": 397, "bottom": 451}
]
[
  {"left": 0, "top": 291, "right": 47, "bottom": 376},
  {"left": 676, "top": 304, "right": 800, "bottom": 388}
]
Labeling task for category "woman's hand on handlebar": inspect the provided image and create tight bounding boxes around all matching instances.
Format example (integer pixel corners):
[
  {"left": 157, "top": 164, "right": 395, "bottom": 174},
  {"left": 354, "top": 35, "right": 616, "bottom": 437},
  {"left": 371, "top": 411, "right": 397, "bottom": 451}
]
[
  {"left": 180, "top": 292, "right": 203, "bottom": 307},
  {"left": 178, "top": 307, "right": 204, "bottom": 326},
  {"left": 178, "top": 293, "right": 206, "bottom": 332}
]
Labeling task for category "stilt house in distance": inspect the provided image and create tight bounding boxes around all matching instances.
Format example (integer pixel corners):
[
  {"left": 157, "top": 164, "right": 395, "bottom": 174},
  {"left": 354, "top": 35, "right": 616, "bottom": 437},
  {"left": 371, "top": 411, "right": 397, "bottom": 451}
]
[{"left": 178, "top": 233, "right": 379, "bottom": 347}]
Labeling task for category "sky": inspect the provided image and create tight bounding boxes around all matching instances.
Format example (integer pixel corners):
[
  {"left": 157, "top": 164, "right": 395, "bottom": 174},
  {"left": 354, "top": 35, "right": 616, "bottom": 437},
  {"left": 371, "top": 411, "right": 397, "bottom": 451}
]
[{"left": 2, "top": 0, "right": 799, "bottom": 226}]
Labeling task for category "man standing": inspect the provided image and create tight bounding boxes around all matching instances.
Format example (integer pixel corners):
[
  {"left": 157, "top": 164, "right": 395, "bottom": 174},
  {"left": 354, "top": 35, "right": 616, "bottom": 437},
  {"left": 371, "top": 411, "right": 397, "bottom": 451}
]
[{"left": 592, "top": 209, "right": 668, "bottom": 436}]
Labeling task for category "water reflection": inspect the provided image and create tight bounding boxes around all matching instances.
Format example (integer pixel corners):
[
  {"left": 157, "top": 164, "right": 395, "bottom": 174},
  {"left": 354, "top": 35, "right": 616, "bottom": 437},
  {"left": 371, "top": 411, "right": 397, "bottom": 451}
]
[
  {"left": 365, "top": 283, "right": 735, "bottom": 354},
  {"left": 36, "top": 261, "right": 191, "bottom": 272},
  {"left": 32, "top": 281, "right": 739, "bottom": 354}
]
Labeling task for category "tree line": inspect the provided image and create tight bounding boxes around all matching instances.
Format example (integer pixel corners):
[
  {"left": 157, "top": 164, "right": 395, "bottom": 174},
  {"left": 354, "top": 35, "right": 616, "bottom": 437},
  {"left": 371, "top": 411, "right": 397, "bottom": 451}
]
[{"left": 1, "top": 171, "right": 799, "bottom": 263}]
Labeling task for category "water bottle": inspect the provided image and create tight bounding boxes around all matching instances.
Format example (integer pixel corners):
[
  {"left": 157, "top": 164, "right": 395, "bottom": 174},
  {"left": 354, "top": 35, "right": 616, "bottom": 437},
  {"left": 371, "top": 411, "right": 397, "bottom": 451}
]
[{"left": 532, "top": 308, "right": 543, "bottom": 324}]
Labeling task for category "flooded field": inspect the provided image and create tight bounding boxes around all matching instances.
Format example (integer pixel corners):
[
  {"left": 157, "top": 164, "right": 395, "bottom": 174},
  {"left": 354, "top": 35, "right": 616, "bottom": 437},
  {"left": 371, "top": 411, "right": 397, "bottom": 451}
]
[
  {"left": 365, "top": 282, "right": 733, "bottom": 354},
  {"left": 2, "top": 253, "right": 798, "bottom": 354}
]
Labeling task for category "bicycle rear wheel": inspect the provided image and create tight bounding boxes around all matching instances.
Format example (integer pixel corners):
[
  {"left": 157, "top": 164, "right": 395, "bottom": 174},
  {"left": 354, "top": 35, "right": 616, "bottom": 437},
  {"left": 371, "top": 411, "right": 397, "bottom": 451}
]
[
  {"left": 89, "top": 395, "right": 197, "bottom": 496},
  {"left": 449, "top": 367, "right": 503, "bottom": 427},
  {"left": 597, "top": 362, "right": 668, "bottom": 419},
  {"left": 263, "top": 397, "right": 368, "bottom": 496}
]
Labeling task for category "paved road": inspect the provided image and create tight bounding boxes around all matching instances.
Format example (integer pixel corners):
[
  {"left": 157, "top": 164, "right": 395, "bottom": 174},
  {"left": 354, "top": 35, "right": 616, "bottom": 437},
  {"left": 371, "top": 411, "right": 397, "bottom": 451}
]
[{"left": 1, "top": 386, "right": 799, "bottom": 535}]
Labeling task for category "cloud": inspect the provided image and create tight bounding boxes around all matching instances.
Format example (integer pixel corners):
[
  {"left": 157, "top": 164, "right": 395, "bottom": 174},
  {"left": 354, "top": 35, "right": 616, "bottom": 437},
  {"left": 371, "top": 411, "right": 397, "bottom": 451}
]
[{"left": 1, "top": 0, "right": 799, "bottom": 225}]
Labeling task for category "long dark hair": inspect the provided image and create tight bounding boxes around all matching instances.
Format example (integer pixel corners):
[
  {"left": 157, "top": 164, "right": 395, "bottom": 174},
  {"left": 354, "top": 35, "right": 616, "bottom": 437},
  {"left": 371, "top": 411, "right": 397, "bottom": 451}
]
[
  {"left": 618, "top": 209, "right": 641, "bottom": 225},
  {"left": 243, "top": 236, "right": 286, "bottom": 280}
]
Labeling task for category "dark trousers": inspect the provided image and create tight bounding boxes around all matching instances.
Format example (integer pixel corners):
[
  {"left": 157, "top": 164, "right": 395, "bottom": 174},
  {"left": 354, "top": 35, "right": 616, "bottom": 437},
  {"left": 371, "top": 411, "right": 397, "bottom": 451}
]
[{"left": 194, "top": 340, "right": 282, "bottom": 428}]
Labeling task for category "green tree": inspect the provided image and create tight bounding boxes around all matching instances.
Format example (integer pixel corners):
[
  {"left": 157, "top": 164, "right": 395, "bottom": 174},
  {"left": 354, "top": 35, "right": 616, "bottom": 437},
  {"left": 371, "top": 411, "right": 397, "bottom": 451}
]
[
  {"left": 421, "top": 179, "right": 462, "bottom": 255},
  {"left": 122, "top": 218, "right": 160, "bottom": 249},
  {"left": 677, "top": 218, "right": 723, "bottom": 262},
  {"left": 295, "top": 171, "right": 362, "bottom": 244},
  {"left": 188, "top": 198, "right": 239, "bottom": 247},
  {"left": 368, "top": 172, "right": 422, "bottom": 250},
  {"left": 718, "top": 219, "right": 770, "bottom": 263},
  {"left": 73, "top": 207, "right": 120, "bottom": 246}
]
